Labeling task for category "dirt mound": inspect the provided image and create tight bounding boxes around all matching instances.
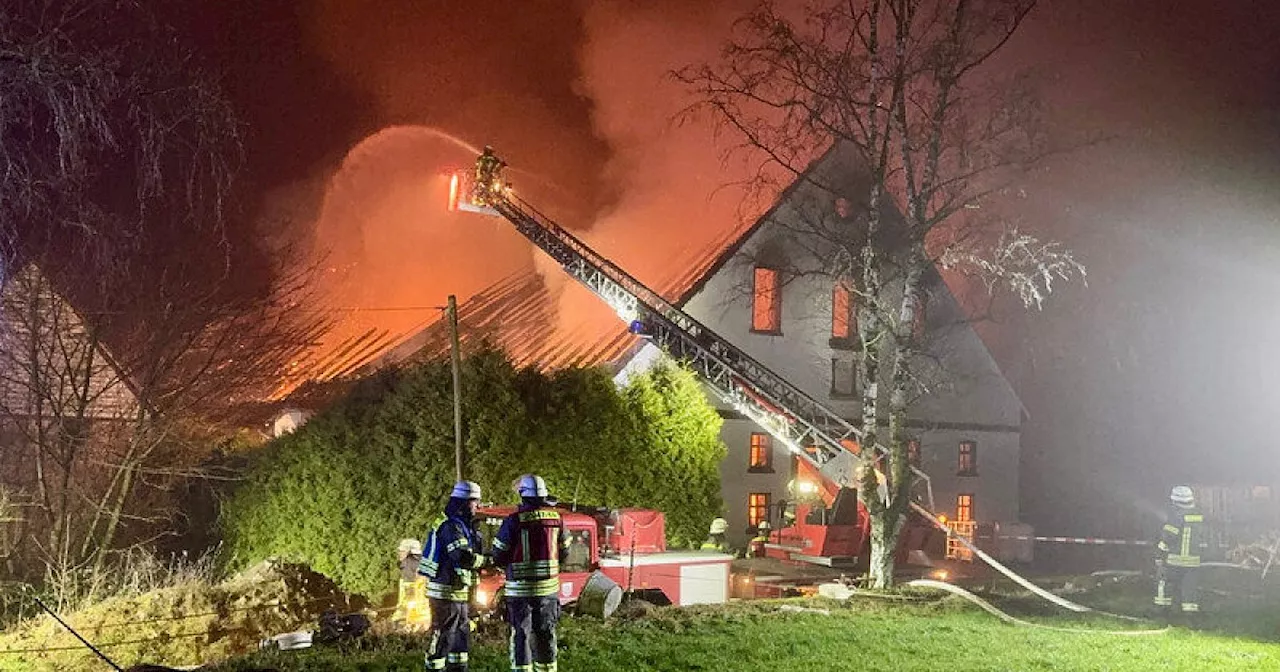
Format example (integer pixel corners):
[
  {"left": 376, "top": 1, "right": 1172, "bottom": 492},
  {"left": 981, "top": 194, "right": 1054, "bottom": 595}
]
[{"left": 0, "top": 560, "right": 367, "bottom": 672}]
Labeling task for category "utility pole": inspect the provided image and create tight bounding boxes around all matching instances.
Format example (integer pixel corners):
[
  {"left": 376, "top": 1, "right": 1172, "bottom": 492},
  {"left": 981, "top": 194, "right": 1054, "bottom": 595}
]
[{"left": 448, "top": 294, "right": 464, "bottom": 481}]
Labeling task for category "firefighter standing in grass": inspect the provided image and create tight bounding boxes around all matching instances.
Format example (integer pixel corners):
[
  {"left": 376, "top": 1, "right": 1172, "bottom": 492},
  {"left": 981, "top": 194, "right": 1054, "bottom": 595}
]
[
  {"left": 1153, "top": 485, "right": 1204, "bottom": 615},
  {"left": 419, "top": 481, "right": 487, "bottom": 672},
  {"left": 492, "top": 474, "right": 570, "bottom": 672},
  {"left": 393, "top": 538, "right": 427, "bottom": 627}
]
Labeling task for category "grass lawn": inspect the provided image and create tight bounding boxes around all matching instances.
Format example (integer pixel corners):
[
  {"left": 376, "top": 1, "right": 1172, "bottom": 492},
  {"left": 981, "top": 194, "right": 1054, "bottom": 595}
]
[{"left": 210, "top": 591, "right": 1280, "bottom": 672}]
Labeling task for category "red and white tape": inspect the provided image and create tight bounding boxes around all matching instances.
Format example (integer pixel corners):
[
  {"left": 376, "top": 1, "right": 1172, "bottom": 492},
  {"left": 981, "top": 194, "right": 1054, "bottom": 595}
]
[
  {"left": 998, "top": 535, "right": 1152, "bottom": 546},
  {"left": 998, "top": 535, "right": 1210, "bottom": 548}
]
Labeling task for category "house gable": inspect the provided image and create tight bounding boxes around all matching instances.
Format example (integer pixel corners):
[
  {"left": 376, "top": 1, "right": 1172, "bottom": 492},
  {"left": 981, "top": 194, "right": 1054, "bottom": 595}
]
[{"left": 0, "top": 264, "right": 138, "bottom": 422}]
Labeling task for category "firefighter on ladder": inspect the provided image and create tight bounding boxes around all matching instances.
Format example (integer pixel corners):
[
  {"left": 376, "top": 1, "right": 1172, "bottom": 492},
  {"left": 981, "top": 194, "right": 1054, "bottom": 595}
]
[
  {"left": 473, "top": 146, "right": 506, "bottom": 206},
  {"left": 419, "top": 481, "right": 487, "bottom": 672},
  {"left": 1153, "top": 485, "right": 1204, "bottom": 616},
  {"left": 491, "top": 474, "right": 570, "bottom": 672}
]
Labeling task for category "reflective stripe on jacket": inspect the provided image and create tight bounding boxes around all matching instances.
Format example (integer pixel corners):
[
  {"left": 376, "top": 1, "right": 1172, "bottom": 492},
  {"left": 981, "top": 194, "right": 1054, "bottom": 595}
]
[
  {"left": 418, "top": 509, "right": 485, "bottom": 602},
  {"left": 493, "top": 503, "right": 570, "bottom": 598},
  {"left": 1156, "top": 507, "right": 1204, "bottom": 567}
]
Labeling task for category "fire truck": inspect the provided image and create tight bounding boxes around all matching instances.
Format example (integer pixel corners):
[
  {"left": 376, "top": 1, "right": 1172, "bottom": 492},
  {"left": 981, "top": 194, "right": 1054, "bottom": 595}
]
[
  {"left": 472, "top": 505, "right": 734, "bottom": 613},
  {"left": 450, "top": 150, "right": 945, "bottom": 587}
]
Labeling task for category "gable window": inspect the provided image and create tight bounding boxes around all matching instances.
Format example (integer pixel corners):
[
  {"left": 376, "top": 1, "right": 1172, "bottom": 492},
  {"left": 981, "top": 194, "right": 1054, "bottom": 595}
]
[
  {"left": 748, "top": 433, "right": 773, "bottom": 472},
  {"left": 751, "top": 267, "right": 781, "bottom": 333},
  {"left": 830, "top": 357, "right": 855, "bottom": 397},
  {"left": 831, "top": 282, "right": 856, "bottom": 348},
  {"left": 956, "top": 494, "right": 974, "bottom": 522},
  {"left": 958, "top": 440, "right": 977, "bottom": 476},
  {"left": 748, "top": 492, "right": 772, "bottom": 528},
  {"left": 907, "top": 439, "right": 921, "bottom": 468}
]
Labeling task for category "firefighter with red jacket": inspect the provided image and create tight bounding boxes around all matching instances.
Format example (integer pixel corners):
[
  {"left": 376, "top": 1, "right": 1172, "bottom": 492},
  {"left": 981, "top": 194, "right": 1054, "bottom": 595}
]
[
  {"left": 1154, "top": 485, "right": 1205, "bottom": 615},
  {"left": 491, "top": 474, "right": 570, "bottom": 672},
  {"left": 418, "top": 481, "right": 486, "bottom": 672}
]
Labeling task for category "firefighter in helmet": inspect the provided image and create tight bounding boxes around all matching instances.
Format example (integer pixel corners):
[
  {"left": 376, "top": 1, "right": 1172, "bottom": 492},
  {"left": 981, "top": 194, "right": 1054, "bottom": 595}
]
[
  {"left": 701, "top": 517, "right": 729, "bottom": 553},
  {"left": 1153, "top": 485, "right": 1204, "bottom": 616},
  {"left": 419, "top": 481, "right": 486, "bottom": 671},
  {"left": 393, "top": 538, "right": 427, "bottom": 627},
  {"left": 473, "top": 146, "right": 506, "bottom": 206},
  {"left": 747, "top": 520, "right": 771, "bottom": 558},
  {"left": 491, "top": 474, "right": 570, "bottom": 672}
]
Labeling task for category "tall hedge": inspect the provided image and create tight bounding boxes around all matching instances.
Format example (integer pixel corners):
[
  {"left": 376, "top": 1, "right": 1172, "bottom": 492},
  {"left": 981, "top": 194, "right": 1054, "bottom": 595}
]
[{"left": 219, "top": 348, "right": 725, "bottom": 596}]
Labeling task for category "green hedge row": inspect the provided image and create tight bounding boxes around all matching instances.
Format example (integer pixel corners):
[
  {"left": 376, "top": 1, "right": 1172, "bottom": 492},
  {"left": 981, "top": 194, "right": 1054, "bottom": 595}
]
[{"left": 219, "top": 348, "right": 725, "bottom": 597}]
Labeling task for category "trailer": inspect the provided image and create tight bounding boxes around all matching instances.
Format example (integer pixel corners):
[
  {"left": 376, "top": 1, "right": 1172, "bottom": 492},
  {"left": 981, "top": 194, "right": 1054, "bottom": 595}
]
[{"left": 473, "top": 505, "right": 733, "bottom": 612}]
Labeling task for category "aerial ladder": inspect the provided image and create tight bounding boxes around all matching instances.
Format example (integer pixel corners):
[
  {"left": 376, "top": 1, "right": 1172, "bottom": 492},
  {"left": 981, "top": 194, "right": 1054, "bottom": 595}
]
[{"left": 451, "top": 148, "right": 938, "bottom": 564}]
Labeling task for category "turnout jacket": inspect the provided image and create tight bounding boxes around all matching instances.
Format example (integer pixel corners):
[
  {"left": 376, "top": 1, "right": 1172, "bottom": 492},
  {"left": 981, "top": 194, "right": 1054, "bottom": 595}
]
[
  {"left": 418, "top": 501, "right": 486, "bottom": 601},
  {"left": 491, "top": 500, "right": 571, "bottom": 598},
  {"left": 1156, "top": 506, "right": 1204, "bottom": 567}
]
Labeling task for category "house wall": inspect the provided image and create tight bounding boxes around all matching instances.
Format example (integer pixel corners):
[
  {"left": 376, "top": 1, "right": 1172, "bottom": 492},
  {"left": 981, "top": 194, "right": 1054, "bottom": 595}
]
[{"left": 623, "top": 151, "right": 1025, "bottom": 549}]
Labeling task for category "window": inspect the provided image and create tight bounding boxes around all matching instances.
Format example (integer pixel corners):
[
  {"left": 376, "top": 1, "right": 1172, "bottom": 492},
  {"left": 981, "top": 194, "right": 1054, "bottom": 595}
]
[
  {"left": 832, "top": 283, "right": 853, "bottom": 341},
  {"left": 958, "top": 440, "right": 977, "bottom": 475},
  {"left": 830, "top": 358, "right": 855, "bottom": 397},
  {"left": 748, "top": 433, "right": 773, "bottom": 472},
  {"left": 748, "top": 493, "right": 772, "bottom": 528},
  {"left": 563, "top": 529, "right": 593, "bottom": 573},
  {"left": 956, "top": 494, "right": 974, "bottom": 522},
  {"left": 907, "top": 439, "right": 921, "bottom": 468},
  {"left": 751, "top": 267, "right": 781, "bottom": 333}
]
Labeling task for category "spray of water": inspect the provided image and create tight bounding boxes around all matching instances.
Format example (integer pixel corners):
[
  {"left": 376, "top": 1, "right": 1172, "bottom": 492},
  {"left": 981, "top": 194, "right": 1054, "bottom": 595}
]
[{"left": 416, "top": 126, "right": 484, "bottom": 155}]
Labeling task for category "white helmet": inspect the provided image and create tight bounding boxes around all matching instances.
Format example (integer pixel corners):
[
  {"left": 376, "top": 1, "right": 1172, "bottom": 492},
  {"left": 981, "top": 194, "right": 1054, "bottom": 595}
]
[
  {"left": 709, "top": 517, "right": 728, "bottom": 535},
  {"left": 397, "top": 538, "right": 422, "bottom": 558},
  {"left": 514, "top": 474, "right": 549, "bottom": 498},
  {"left": 1170, "top": 485, "right": 1195, "bottom": 508},
  {"left": 451, "top": 481, "right": 482, "bottom": 500}
]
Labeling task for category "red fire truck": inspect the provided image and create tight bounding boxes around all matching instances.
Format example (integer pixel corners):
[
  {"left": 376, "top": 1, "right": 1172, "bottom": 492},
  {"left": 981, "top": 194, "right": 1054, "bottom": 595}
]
[{"left": 472, "top": 505, "right": 734, "bottom": 612}]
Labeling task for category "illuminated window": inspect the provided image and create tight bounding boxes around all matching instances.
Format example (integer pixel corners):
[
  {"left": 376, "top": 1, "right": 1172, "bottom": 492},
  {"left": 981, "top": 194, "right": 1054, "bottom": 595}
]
[
  {"left": 749, "top": 433, "right": 773, "bottom": 472},
  {"left": 956, "top": 494, "right": 974, "bottom": 522},
  {"left": 751, "top": 267, "right": 781, "bottom": 333},
  {"left": 958, "top": 441, "right": 977, "bottom": 475},
  {"left": 830, "top": 358, "right": 855, "bottom": 397},
  {"left": 832, "top": 282, "right": 853, "bottom": 340},
  {"left": 907, "top": 439, "right": 921, "bottom": 468},
  {"left": 748, "top": 493, "right": 772, "bottom": 528}
]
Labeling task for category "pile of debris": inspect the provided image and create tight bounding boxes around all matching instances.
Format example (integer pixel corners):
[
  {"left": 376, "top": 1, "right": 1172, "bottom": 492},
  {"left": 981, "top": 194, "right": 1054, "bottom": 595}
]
[{"left": 0, "top": 560, "right": 367, "bottom": 672}]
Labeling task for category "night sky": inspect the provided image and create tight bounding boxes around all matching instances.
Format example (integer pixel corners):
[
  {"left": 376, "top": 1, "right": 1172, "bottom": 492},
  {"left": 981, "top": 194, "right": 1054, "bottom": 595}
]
[{"left": 185, "top": 0, "right": 1280, "bottom": 536}]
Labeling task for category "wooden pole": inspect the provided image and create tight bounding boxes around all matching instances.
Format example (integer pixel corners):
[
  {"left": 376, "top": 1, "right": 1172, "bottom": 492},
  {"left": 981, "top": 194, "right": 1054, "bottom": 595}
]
[{"left": 448, "top": 295, "right": 464, "bottom": 481}]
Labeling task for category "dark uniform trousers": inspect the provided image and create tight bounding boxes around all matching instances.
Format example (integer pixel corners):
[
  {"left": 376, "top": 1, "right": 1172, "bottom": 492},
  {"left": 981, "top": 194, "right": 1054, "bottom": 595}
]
[
  {"left": 426, "top": 598, "right": 471, "bottom": 671},
  {"left": 507, "top": 595, "right": 561, "bottom": 672},
  {"left": 1155, "top": 563, "right": 1200, "bottom": 612}
]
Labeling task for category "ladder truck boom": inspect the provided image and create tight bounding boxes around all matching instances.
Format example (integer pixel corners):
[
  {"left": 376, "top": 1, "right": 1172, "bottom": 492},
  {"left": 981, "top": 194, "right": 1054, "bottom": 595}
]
[{"left": 455, "top": 150, "right": 916, "bottom": 496}]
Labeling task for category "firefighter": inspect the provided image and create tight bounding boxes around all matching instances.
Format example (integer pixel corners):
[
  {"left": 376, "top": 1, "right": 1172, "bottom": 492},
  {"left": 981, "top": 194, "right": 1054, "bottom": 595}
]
[
  {"left": 1153, "top": 485, "right": 1204, "bottom": 615},
  {"left": 419, "top": 481, "right": 487, "bottom": 672},
  {"left": 393, "top": 538, "right": 427, "bottom": 627},
  {"left": 701, "top": 517, "right": 729, "bottom": 552},
  {"left": 747, "top": 520, "right": 771, "bottom": 558},
  {"left": 491, "top": 474, "right": 570, "bottom": 672},
  {"left": 473, "top": 146, "right": 506, "bottom": 205}
]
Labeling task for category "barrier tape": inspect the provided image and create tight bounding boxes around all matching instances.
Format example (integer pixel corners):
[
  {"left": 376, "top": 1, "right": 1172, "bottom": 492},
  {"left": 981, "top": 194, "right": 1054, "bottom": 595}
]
[{"left": 997, "top": 535, "right": 1213, "bottom": 548}]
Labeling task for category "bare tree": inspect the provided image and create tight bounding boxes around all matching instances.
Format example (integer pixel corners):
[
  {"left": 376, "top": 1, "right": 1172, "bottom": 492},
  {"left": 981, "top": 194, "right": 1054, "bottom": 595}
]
[
  {"left": 679, "top": 0, "right": 1084, "bottom": 587},
  {"left": 0, "top": 1, "right": 331, "bottom": 583},
  {"left": 0, "top": 252, "right": 327, "bottom": 583}
]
